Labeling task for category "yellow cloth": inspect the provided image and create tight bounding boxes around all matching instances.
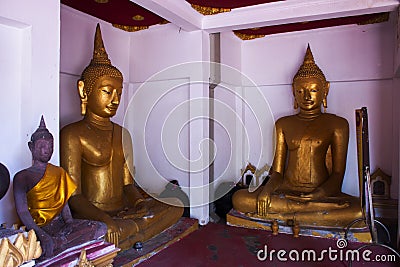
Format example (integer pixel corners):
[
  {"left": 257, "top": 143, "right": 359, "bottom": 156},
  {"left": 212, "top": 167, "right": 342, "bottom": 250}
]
[{"left": 27, "top": 163, "right": 77, "bottom": 227}]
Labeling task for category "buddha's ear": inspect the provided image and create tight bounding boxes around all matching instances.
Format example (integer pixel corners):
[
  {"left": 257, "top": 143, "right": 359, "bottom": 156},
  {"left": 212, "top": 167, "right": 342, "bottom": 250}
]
[
  {"left": 78, "top": 80, "right": 88, "bottom": 116},
  {"left": 324, "top": 81, "right": 330, "bottom": 97},
  {"left": 28, "top": 141, "right": 34, "bottom": 152},
  {"left": 78, "top": 80, "right": 87, "bottom": 100}
]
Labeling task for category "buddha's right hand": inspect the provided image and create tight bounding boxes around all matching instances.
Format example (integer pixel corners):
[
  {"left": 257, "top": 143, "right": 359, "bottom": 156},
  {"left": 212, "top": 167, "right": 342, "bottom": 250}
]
[
  {"left": 257, "top": 189, "right": 272, "bottom": 216},
  {"left": 105, "top": 220, "right": 121, "bottom": 246},
  {"left": 38, "top": 233, "right": 54, "bottom": 259}
]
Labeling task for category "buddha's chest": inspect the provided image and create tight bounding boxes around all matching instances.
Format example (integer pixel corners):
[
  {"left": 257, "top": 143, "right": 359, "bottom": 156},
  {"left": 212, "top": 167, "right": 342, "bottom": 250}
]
[
  {"left": 285, "top": 122, "right": 332, "bottom": 151},
  {"left": 80, "top": 129, "right": 124, "bottom": 165}
]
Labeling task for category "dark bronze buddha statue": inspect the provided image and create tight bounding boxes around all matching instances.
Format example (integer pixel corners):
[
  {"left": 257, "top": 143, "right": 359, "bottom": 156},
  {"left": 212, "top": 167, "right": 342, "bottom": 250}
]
[{"left": 13, "top": 116, "right": 107, "bottom": 259}]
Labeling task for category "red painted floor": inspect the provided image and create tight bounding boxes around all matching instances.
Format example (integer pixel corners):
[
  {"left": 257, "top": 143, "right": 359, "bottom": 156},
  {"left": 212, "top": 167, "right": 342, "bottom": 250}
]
[{"left": 136, "top": 222, "right": 399, "bottom": 267}]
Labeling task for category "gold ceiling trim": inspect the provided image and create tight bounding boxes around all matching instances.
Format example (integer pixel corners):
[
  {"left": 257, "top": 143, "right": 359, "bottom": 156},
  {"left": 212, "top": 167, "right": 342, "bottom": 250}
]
[
  {"left": 159, "top": 19, "right": 170, "bottom": 25},
  {"left": 357, "top": 12, "right": 389, "bottom": 25},
  {"left": 191, "top": 4, "right": 231, "bottom": 15},
  {"left": 94, "top": 0, "right": 109, "bottom": 3},
  {"left": 112, "top": 24, "right": 149, "bottom": 32},
  {"left": 234, "top": 32, "right": 265, "bottom": 41},
  {"left": 132, "top": 15, "right": 145, "bottom": 21}
]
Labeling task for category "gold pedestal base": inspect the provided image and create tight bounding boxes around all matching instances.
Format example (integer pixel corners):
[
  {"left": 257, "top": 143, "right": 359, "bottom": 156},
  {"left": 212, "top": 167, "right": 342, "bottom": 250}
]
[{"left": 226, "top": 209, "right": 372, "bottom": 243}]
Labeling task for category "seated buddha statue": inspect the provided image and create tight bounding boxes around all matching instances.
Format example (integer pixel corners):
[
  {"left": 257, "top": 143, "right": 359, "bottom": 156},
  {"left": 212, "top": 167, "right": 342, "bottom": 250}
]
[
  {"left": 60, "top": 24, "right": 183, "bottom": 249},
  {"left": 13, "top": 116, "right": 107, "bottom": 259},
  {"left": 232, "top": 45, "right": 362, "bottom": 228}
]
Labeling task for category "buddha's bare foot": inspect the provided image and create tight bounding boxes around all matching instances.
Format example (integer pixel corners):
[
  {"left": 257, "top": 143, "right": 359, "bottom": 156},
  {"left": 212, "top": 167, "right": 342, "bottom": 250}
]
[
  {"left": 285, "top": 194, "right": 311, "bottom": 202},
  {"left": 117, "top": 208, "right": 152, "bottom": 219}
]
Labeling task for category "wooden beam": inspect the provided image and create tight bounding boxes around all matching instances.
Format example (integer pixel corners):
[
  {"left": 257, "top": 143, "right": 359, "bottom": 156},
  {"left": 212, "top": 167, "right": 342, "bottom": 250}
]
[{"left": 130, "top": 0, "right": 202, "bottom": 31}]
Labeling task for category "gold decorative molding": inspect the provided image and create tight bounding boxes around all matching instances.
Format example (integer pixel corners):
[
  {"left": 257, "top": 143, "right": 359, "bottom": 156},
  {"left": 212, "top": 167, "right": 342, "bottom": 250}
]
[
  {"left": 234, "top": 32, "right": 265, "bottom": 41},
  {"left": 75, "top": 249, "right": 95, "bottom": 267},
  {"left": 94, "top": 0, "right": 109, "bottom": 3},
  {"left": 241, "top": 163, "right": 256, "bottom": 176},
  {"left": 112, "top": 24, "right": 149, "bottom": 32},
  {"left": 0, "top": 229, "right": 42, "bottom": 267},
  {"left": 191, "top": 4, "right": 231, "bottom": 15},
  {"left": 358, "top": 12, "right": 389, "bottom": 25},
  {"left": 159, "top": 19, "right": 170, "bottom": 25},
  {"left": 239, "top": 162, "right": 271, "bottom": 188},
  {"left": 132, "top": 15, "right": 144, "bottom": 21},
  {"left": 0, "top": 239, "right": 23, "bottom": 267}
]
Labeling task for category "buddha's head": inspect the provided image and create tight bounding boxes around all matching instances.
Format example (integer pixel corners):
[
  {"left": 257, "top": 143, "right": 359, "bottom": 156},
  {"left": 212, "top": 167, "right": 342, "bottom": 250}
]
[
  {"left": 292, "top": 45, "right": 330, "bottom": 112},
  {"left": 78, "top": 24, "right": 123, "bottom": 118},
  {"left": 28, "top": 116, "right": 53, "bottom": 163}
]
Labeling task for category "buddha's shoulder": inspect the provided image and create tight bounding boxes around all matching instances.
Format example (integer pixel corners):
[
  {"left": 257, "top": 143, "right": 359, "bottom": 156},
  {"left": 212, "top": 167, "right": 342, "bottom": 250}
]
[
  {"left": 276, "top": 113, "right": 349, "bottom": 126},
  {"left": 60, "top": 121, "right": 131, "bottom": 139},
  {"left": 275, "top": 115, "right": 297, "bottom": 125},
  {"left": 321, "top": 113, "right": 349, "bottom": 126},
  {"left": 60, "top": 120, "right": 88, "bottom": 138},
  {"left": 14, "top": 169, "right": 29, "bottom": 180},
  {"left": 112, "top": 123, "right": 131, "bottom": 135}
]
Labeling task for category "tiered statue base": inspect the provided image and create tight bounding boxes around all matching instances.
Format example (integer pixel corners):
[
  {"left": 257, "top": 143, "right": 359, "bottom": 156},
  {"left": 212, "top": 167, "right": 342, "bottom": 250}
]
[
  {"left": 226, "top": 209, "right": 372, "bottom": 243},
  {"left": 113, "top": 217, "right": 198, "bottom": 267}
]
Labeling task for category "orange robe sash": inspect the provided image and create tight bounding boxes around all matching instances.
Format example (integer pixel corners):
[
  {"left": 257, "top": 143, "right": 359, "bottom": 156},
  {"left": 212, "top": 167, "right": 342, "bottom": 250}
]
[{"left": 27, "top": 163, "right": 77, "bottom": 227}]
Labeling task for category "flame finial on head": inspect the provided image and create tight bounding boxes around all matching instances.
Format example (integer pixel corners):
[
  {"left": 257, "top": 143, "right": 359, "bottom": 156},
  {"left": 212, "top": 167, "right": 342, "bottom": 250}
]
[
  {"left": 92, "top": 23, "right": 111, "bottom": 66},
  {"left": 31, "top": 115, "right": 53, "bottom": 142},
  {"left": 303, "top": 44, "right": 315, "bottom": 64},
  {"left": 80, "top": 23, "right": 123, "bottom": 96},
  {"left": 39, "top": 115, "right": 46, "bottom": 129},
  {"left": 293, "top": 44, "right": 327, "bottom": 83}
]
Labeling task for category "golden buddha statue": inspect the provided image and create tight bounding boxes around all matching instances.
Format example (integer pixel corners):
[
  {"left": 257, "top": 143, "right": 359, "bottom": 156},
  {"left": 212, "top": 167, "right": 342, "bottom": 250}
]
[
  {"left": 232, "top": 45, "right": 362, "bottom": 228},
  {"left": 60, "top": 24, "right": 183, "bottom": 249}
]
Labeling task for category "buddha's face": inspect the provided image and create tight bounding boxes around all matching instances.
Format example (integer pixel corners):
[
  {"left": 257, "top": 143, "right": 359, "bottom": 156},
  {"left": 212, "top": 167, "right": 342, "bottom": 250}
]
[
  {"left": 30, "top": 138, "right": 53, "bottom": 163},
  {"left": 293, "top": 77, "right": 327, "bottom": 111},
  {"left": 87, "top": 76, "right": 123, "bottom": 118}
]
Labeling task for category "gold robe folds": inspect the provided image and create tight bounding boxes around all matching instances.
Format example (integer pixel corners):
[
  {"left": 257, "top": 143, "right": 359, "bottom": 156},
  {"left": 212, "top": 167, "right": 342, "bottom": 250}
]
[{"left": 27, "top": 164, "right": 77, "bottom": 227}]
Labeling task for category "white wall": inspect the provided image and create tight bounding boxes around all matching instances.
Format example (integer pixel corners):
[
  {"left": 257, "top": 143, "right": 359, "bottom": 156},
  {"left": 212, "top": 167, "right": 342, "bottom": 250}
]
[
  {"left": 0, "top": 0, "right": 60, "bottom": 226},
  {"left": 215, "top": 32, "right": 244, "bottom": 187},
  {"left": 239, "top": 16, "right": 398, "bottom": 198},
  {"left": 127, "top": 23, "right": 210, "bottom": 223}
]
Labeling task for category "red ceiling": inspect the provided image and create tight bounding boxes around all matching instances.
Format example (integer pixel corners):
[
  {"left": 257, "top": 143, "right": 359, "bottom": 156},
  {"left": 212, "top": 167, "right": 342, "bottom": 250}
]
[
  {"left": 61, "top": 1, "right": 389, "bottom": 38},
  {"left": 61, "top": 0, "right": 166, "bottom": 27},
  {"left": 61, "top": 0, "right": 285, "bottom": 27},
  {"left": 185, "top": 0, "right": 284, "bottom": 9},
  {"left": 234, "top": 12, "right": 389, "bottom": 40}
]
